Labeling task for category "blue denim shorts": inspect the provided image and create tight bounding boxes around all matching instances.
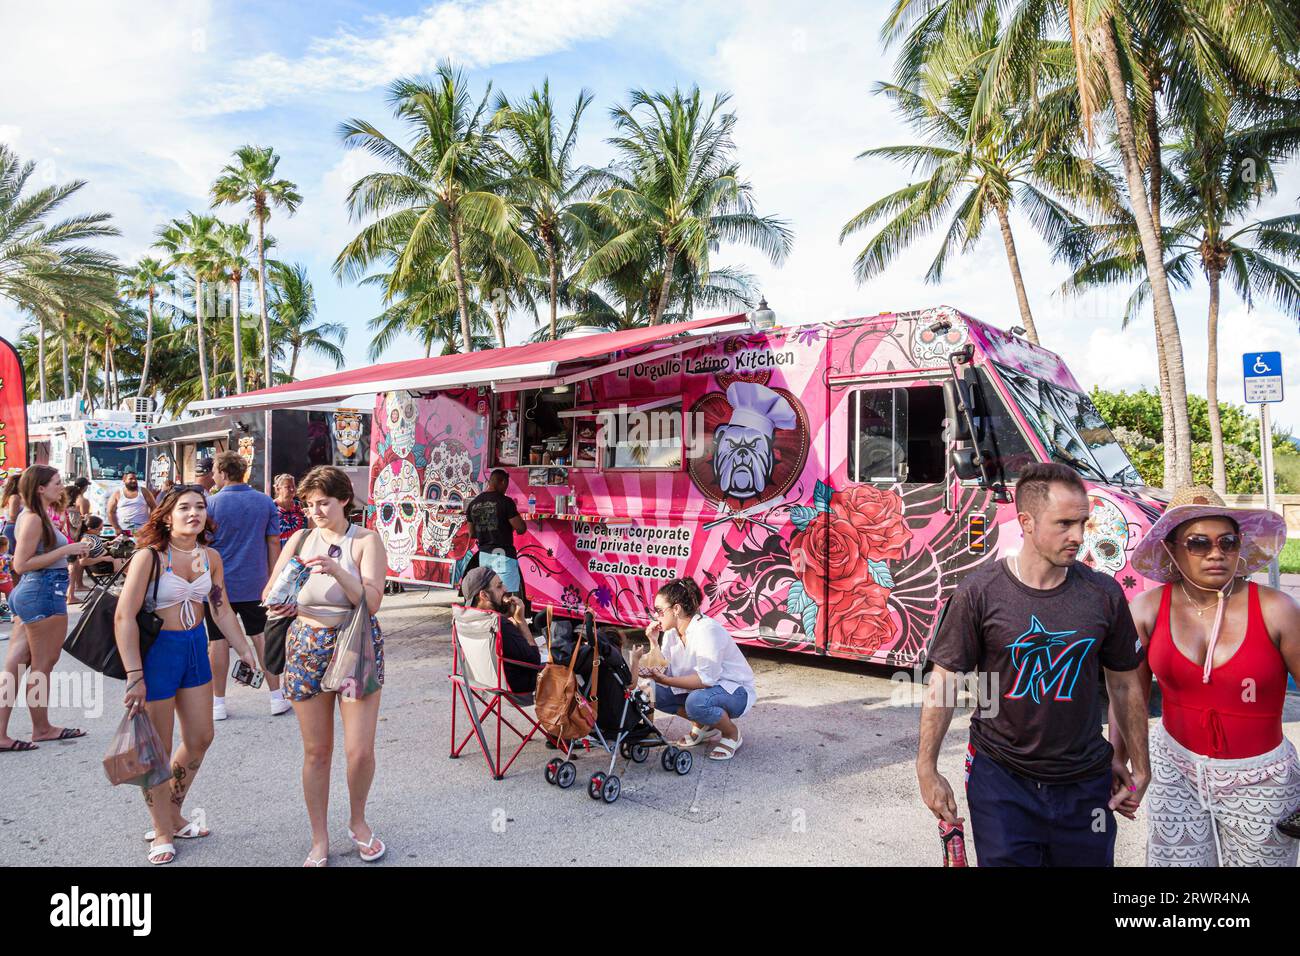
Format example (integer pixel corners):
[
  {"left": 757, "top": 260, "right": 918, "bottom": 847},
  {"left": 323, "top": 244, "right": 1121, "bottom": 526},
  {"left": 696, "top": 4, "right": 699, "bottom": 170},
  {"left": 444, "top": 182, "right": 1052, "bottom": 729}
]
[
  {"left": 143, "top": 624, "right": 213, "bottom": 701},
  {"left": 9, "top": 568, "right": 69, "bottom": 623}
]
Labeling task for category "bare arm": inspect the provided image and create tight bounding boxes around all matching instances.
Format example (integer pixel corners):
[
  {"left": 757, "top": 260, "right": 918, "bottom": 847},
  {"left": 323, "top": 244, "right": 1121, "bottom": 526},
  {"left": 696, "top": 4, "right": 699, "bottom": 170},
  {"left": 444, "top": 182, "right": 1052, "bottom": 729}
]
[
  {"left": 1108, "top": 589, "right": 1157, "bottom": 768},
  {"left": 916, "top": 664, "right": 963, "bottom": 825},
  {"left": 106, "top": 492, "right": 122, "bottom": 534},
  {"left": 263, "top": 529, "right": 305, "bottom": 604},
  {"left": 207, "top": 550, "right": 256, "bottom": 663},
  {"left": 143, "top": 488, "right": 156, "bottom": 509},
  {"left": 1105, "top": 666, "right": 1151, "bottom": 813},
  {"left": 114, "top": 548, "right": 158, "bottom": 714},
  {"left": 1261, "top": 587, "right": 1300, "bottom": 686},
  {"left": 265, "top": 535, "right": 281, "bottom": 573},
  {"left": 509, "top": 514, "right": 526, "bottom": 534},
  {"left": 12, "top": 512, "right": 87, "bottom": 573},
  {"left": 356, "top": 530, "right": 387, "bottom": 613}
]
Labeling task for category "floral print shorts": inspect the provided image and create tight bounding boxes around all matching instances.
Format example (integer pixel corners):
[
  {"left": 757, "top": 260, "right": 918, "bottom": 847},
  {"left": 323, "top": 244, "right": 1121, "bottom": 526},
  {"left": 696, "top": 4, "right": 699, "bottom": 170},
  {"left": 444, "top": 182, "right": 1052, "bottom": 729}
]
[{"left": 283, "top": 616, "right": 385, "bottom": 702}]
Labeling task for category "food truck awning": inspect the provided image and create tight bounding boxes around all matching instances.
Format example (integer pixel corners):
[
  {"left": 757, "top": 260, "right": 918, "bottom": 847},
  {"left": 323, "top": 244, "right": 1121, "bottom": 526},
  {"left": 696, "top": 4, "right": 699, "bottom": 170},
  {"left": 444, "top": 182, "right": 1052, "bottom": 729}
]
[
  {"left": 185, "top": 313, "right": 747, "bottom": 414},
  {"left": 121, "top": 428, "right": 230, "bottom": 451}
]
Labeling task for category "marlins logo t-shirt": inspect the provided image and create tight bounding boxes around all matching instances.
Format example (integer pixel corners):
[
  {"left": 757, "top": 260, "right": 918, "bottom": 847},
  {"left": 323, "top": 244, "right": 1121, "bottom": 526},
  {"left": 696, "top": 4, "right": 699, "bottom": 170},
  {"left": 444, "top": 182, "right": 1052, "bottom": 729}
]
[{"left": 928, "top": 559, "right": 1141, "bottom": 783}]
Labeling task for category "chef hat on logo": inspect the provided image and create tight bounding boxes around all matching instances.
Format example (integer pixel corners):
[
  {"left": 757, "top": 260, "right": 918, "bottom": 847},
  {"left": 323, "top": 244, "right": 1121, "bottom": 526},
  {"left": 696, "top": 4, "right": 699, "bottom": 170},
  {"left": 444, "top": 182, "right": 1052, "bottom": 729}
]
[{"left": 723, "top": 382, "right": 796, "bottom": 438}]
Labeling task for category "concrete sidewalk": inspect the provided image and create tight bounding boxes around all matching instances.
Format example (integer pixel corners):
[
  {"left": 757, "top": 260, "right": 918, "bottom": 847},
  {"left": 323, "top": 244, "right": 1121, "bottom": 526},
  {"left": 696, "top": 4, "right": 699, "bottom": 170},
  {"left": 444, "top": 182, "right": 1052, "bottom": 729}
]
[{"left": 1, "top": 590, "right": 1297, "bottom": 867}]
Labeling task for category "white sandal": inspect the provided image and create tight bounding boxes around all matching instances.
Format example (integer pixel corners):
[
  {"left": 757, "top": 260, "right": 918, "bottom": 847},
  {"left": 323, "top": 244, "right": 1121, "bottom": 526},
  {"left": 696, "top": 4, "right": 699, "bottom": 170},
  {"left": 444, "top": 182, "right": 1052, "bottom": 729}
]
[
  {"left": 148, "top": 842, "right": 176, "bottom": 865},
  {"left": 303, "top": 854, "right": 328, "bottom": 867},
  {"left": 709, "top": 736, "right": 742, "bottom": 760},
  {"left": 144, "top": 820, "right": 210, "bottom": 841},
  {"left": 349, "top": 828, "right": 386, "bottom": 863},
  {"left": 676, "top": 725, "right": 721, "bottom": 748}
]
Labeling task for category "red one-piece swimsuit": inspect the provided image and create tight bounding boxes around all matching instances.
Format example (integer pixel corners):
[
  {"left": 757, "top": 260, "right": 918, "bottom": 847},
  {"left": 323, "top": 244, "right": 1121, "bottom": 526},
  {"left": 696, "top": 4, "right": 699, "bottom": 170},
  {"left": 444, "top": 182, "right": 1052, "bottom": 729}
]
[{"left": 1147, "top": 582, "right": 1286, "bottom": 759}]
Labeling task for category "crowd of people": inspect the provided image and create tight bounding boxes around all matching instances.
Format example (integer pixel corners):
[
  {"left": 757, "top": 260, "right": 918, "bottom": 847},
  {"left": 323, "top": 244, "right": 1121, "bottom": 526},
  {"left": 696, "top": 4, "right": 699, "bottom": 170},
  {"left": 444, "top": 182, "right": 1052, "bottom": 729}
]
[{"left": 0, "top": 451, "right": 1296, "bottom": 870}]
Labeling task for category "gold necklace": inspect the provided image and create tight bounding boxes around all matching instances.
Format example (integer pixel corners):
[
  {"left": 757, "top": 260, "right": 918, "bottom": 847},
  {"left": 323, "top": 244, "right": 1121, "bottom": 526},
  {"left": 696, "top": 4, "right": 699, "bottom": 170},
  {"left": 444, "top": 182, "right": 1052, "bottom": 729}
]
[{"left": 1179, "top": 580, "right": 1230, "bottom": 617}]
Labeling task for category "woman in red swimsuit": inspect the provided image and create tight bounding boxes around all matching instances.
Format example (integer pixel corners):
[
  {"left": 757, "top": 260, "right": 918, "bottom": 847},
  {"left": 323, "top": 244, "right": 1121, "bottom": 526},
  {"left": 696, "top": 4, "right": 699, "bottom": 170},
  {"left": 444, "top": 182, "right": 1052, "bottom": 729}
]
[{"left": 1114, "top": 486, "right": 1299, "bottom": 866}]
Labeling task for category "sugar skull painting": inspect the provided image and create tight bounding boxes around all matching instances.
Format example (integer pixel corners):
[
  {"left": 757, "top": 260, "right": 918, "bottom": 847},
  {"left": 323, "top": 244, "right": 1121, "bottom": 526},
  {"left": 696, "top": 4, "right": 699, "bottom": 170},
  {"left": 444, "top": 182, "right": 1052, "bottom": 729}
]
[
  {"left": 384, "top": 391, "right": 419, "bottom": 459},
  {"left": 713, "top": 382, "right": 797, "bottom": 502},
  {"left": 421, "top": 440, "right": 478, "bottom": 557},
  {"left": 332, "top": 410, "right": 364, "bottom": 463},
  {"left": 909, "top": 315, "right": 970, "bottom": 368},
  {"left": 1079, "top": 495, "right": 1133, "bottom": 574},
  {"left": 373, "top": 457, "right": 423, "bottom": 572}
]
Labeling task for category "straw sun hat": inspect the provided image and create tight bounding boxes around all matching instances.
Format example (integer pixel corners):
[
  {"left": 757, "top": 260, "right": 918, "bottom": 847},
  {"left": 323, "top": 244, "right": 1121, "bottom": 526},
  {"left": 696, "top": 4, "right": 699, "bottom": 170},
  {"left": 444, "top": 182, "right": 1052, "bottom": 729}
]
[{"left": 1131, "top": 485, "right": 1287, "bottom": 584}]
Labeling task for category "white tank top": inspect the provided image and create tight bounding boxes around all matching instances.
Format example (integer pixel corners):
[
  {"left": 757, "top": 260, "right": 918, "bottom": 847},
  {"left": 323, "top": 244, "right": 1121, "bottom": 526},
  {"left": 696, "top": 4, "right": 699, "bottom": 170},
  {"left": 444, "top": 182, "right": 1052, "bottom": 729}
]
[
  {"left": 152, "top": 547, "right": 213, "bottom": 629},
  {"left": 295, "top": 525, "right": 362, "bottom": 618},
  {"left": 116, "top": 489, "right": 150, "bottom": 530}
]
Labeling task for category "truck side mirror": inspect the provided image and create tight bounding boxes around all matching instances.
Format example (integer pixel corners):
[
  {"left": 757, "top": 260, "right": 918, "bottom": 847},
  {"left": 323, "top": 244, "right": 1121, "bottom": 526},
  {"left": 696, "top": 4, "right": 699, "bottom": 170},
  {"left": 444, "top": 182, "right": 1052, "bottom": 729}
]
[
  {"left": 942, "top": 381, "right": 971, "bottom": 443},
  {"left": 952, "top": 447, "right": 982, "bottom": 481}
]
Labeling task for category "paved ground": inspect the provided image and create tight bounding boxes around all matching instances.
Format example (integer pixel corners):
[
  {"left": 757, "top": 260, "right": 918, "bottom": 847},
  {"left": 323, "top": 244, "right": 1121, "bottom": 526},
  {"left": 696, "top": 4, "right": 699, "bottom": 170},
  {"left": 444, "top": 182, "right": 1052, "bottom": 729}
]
[{"left": 2, "top": 588, "right": 1297, "bottom": 868}]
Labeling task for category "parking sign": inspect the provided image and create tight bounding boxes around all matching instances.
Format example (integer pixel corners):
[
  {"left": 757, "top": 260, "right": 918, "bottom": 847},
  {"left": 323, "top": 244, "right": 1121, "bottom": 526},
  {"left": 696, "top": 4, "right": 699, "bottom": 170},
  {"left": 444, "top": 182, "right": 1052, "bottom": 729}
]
[{"left": 1243, "top": 351, "right": 1283, "bottom": 403}]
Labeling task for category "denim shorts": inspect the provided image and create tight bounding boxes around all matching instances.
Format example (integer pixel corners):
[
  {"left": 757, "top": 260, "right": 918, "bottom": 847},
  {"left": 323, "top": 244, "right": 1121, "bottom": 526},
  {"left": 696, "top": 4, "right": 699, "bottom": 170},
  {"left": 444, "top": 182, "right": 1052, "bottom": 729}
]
[
  {"left": 143, "top": 624, "right": 213, "bottom": 701},
  {"left": 9, "top": 567, "right": 69, "bottom": 623}
]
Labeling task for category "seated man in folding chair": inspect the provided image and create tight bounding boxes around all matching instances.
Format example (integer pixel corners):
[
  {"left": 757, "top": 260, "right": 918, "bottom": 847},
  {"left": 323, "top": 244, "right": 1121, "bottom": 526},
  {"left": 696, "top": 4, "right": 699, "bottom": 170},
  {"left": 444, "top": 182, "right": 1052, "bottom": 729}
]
[{"left": 459, "top": 567, "right": 541, "bottom": 695}]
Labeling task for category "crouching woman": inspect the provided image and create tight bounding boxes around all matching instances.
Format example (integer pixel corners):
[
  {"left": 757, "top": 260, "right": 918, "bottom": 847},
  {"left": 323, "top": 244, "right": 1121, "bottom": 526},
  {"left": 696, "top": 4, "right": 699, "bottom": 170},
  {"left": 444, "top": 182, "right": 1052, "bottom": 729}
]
[{"left": 644, "top": 577, "right": 756, "bottom": 761}]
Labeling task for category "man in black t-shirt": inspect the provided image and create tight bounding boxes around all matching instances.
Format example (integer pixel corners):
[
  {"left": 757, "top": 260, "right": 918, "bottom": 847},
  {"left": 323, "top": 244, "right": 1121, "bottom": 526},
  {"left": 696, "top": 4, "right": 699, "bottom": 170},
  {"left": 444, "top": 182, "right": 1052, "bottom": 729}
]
[
  {"left": 465, "top": 469, "right": 528, "bottom": 599},
  {"left": 460, "top": 566, "right": 541, "bottom": 694},
  {"left": 917, "top": 463, "right": 1151, "bottom": 866}
]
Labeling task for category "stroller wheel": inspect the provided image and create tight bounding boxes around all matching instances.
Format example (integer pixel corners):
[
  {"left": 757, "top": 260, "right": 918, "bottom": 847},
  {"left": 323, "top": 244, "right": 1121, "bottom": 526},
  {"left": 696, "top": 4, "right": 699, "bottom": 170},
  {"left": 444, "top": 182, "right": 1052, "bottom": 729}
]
[
  {"left": 629, "top": 743, "right": 649, "bottom": 764},
  {"left": 587, "top": 771, "right": 606, "bottom": 800},
  {"left": 618, "top": 742, "right": 631, "bottom": 760},
  {"left": 661, "top": 746, "right": 678, "bottom": 772},
  {"left": 601, "top": 774, "right": 621, "bottom": 804},
  {"left": 674, "top": 750, "right": 693, "bottom": 775},
  {"left": 545, "top": 757, "right": 562, "bottom": 785},
  {"left": 555, "top": 761, "right": 577, "bottom": 789}
]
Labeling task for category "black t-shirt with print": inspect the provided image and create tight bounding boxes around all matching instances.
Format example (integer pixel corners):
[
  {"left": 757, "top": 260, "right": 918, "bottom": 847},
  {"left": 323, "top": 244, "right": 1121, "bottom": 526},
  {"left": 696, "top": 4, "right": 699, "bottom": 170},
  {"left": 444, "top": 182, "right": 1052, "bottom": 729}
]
[
  {"left": 465, "top": 491, "right": 520, "bottom": 558},
  {"left": 928, "top": 559, "right": 1141, "bottom": 783}
]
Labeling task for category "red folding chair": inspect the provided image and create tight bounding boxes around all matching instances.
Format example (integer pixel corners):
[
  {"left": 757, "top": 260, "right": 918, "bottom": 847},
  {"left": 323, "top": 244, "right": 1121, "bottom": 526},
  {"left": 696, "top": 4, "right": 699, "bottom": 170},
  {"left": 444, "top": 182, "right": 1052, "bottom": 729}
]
[{"left": 449, "top": 605, "right": 546, "bottom": 780}]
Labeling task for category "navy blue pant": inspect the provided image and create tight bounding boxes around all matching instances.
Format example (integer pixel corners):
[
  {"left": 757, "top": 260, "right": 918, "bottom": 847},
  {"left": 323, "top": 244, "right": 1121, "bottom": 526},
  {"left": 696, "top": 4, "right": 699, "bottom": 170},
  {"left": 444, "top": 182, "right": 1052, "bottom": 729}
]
[{"left": 965, "top": 746, "right": 1116, "bottom": 867}]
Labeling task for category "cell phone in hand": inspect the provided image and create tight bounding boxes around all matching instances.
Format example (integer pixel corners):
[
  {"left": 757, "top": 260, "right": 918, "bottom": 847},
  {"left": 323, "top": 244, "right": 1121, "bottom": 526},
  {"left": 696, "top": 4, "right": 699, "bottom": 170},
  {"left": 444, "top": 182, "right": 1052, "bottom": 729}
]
[{"left": 232, "top": 660, "right": 265, "bottom": 689}]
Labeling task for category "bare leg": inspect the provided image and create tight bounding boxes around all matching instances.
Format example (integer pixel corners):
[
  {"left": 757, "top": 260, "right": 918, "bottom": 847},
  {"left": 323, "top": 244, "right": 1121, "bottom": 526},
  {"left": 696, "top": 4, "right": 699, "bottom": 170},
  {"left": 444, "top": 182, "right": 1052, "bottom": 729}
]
[
  {"left": 25, "top": 615, "right": 72, "bottom": 740},
  {"left": 142, "top": 698, "right": 178, "bottom": 861},
  {"left": 0, "top": 622, "right": 30, "bottom": 746},
  {"left": 292, "top": 692, "right": 335, "bottom": 863},
  {"left": 339, "top": 689, "right": 382, "bottom": 845},
  {"left": 166, "top": 681, "right": 215, "bottom": 830},
  {"left": 208, "top": 639, "right": 229, "bottom": 698}
]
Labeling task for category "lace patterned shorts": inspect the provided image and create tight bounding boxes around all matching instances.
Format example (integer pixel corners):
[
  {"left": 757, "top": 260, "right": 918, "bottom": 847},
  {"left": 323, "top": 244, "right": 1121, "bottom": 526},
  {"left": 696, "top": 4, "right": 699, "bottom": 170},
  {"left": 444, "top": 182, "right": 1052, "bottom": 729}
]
[{"left": 283, "top": 616, "right": 385, "bottom": 702}]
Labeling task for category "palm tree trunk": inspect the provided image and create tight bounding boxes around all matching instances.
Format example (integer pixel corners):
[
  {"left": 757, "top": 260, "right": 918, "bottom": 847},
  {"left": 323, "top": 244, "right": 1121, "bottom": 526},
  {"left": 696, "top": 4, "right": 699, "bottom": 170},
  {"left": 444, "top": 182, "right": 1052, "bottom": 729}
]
[
  {"left": 651, "top": 246, "right": 677, "bottom": 326},
  {"left": 1206, "top": 266, "right": 1226, "bottom": 493},
  {"left": 547, "top": 237, "right": 559, "bottom": 340},
  {"left": 257, "top": 216, "right": 272, "bottom": 390},
  {"left": 1143, "top": 100, "right": 1177, "bottom": 489},
  {"left": 1096, "top": 20, "right": 1192, "bottom": 487},
  {"left": 492, "top": 304, "right": 507, "bottom": 349},
  {"left": 231, "top": 273, "right": 245, "bottom": 394},
  {"left": 138, "top": 289, "right": 155, "bottom": 399},
  {"left": 81, "top": 341, "right": 90, "bottom": 403},
  {"left": 58, "top": 310, "right": 72, "bottom": 397},
  {"left": 448, "top": 214, "right": 474, "bottom": 350},
  {"left": 195, "top": 277, "right": 211, "bottom": 401},
  {"left": 36, "top": 312, "right": 48, "bottom": 402},
  {"left": 289, "top": 342, "right": 300, "bottom": 378},
  {"left": 993, "top": 203, "right": 1040, "bottom": 345},
  {"left": 102, "top": 338, "right": 111, "bottom": 409}
]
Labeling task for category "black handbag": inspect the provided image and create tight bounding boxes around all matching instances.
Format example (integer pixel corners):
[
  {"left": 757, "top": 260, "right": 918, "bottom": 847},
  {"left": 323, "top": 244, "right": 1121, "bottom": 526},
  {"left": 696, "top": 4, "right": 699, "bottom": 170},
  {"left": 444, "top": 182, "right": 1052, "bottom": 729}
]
[{"left": 63, "top": 549, "right": 163, "bottom": 680}]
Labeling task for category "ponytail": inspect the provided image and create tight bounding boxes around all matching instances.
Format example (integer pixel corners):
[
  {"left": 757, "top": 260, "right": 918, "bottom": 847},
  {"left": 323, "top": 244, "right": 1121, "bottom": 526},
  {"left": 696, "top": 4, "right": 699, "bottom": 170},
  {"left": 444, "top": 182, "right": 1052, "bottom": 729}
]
[{"left": 657, "top": 576, "right": 703, "bottom": 617}]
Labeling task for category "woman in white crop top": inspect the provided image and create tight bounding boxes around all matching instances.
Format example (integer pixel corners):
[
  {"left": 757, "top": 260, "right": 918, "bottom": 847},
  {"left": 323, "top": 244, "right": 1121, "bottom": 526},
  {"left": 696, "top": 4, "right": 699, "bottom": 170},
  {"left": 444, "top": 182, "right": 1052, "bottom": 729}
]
[
  {"left": 263, "top": 465, "right": 389, "bottom": 867},
  {"left": 114, "top": 486, "right": 257, "bottom": 865}
]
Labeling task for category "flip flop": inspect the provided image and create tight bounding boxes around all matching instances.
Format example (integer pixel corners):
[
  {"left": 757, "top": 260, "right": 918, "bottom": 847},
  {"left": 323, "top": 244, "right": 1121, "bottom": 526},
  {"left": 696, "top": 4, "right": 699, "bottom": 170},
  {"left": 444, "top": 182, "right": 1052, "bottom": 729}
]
[
  {"left": 349, "top": 829, "right": 387, "bottom": 863},
  {"left": 37, "top": 727, "right": 86, "bottom": 741},
  {"left": 0, "top": 739, "right": 38, "bottom": 752}
]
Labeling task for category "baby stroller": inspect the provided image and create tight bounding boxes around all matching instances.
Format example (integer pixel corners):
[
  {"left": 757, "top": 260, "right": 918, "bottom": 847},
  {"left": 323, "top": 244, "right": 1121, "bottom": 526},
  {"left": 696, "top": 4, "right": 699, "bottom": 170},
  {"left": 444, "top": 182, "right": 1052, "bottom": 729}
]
[
  {"left": 541, "top": 612, "right": 693, "bottom": 804},
  {"left": 85, "top": 534, "right": 134, "bottom": 588}
]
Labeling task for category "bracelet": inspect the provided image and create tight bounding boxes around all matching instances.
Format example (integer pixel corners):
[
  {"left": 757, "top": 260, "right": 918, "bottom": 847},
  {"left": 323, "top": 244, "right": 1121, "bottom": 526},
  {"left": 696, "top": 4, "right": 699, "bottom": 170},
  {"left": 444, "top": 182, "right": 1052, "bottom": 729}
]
[{"left": 126, "top": 668, "right": 143, "bottom": 673}]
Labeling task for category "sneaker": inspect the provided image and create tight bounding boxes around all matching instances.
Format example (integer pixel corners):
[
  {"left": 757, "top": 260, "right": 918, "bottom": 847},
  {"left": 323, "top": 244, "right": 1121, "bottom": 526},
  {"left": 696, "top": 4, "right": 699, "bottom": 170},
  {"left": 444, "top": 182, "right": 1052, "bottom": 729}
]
[
  {"left": 270, "top": 696, "right": 292, "bottom": 716},
  {"left": 212, "top": 698, "right": 228, "bottom": 721}
]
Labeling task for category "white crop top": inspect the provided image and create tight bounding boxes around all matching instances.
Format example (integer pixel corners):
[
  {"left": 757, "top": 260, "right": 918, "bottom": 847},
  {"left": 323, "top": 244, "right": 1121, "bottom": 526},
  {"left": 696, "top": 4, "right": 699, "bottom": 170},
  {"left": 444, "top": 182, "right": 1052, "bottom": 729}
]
[
  {"left": 152, "top": 548, "right": 213, "bottom": 629},
  {"left": 295, "top": 525, "right": 362, "bottom": 618}
]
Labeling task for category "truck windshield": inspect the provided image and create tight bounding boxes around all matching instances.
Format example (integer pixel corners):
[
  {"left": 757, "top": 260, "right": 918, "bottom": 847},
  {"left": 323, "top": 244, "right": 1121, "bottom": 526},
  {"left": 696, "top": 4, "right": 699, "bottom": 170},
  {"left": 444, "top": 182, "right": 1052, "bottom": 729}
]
[
  {"left": 88, "top": 442, "right": 146, "bottom": 480},
  {"left": 994, "top": 364, "right": 1141, "bottom": 486}
]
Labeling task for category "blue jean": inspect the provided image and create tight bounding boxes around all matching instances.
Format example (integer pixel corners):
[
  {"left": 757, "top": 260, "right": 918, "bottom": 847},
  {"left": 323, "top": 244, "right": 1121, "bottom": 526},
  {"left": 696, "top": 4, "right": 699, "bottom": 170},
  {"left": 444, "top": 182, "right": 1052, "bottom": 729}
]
[
  {"left": 654, "top": 683, "right": 748, "bottom": 726},
  {"left": 965, "top": 745, "right": 1116, "bottom": 867},
  {"left": 10, "top": 567, "right": 69, "bottom": 623}
]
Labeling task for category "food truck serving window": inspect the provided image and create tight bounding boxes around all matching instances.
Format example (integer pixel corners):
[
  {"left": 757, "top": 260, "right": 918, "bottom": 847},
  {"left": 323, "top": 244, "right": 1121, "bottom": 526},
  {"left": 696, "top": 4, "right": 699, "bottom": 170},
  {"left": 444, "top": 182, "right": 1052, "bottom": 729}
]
[
  {"left": 994, "top": 364, "right": 1140, "bottom": 485},
  {"left": 847, "top": 386, "right": 946, "bottom": 484},
  {"left": 517, "top": 387, "right": 576, "bottom": 467},
  {"left": 600, "top": 402, "right": 684, "bottom": 470},
  {"left": 89, "top": 443, "right": 146, "bottom": 480}
]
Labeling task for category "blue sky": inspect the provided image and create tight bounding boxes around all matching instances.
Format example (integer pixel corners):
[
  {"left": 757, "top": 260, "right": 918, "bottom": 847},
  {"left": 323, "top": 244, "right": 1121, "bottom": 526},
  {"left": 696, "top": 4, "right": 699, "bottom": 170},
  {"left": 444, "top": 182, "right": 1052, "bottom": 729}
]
[{"left": 1, "top": 0, "right": 1296, "bottom": 431}]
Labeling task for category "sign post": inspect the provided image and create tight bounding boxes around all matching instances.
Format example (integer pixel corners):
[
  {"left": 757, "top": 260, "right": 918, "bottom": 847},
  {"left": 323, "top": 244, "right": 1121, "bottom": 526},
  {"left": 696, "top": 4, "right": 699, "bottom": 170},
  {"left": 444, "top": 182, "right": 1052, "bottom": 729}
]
[{"left": 1242, "top": 351, "right": 1283, "bottom": 589}]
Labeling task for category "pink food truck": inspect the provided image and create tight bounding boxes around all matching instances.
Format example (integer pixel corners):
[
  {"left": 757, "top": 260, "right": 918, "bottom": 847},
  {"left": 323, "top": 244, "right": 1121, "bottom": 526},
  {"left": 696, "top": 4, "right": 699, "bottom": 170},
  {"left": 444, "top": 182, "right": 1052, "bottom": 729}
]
[{"left": 199, "top": 306, "right": 1166, "bottom": 667}]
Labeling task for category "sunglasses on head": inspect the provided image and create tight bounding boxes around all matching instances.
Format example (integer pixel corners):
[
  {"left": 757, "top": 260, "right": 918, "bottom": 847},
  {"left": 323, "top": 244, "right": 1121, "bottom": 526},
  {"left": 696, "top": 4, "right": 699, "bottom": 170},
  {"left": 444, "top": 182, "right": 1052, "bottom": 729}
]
[
  {"left": 1177, "top": 533, "right": 1242, "bottom": 556},
  {"left": 164, "top": 483, "right": 207, "bottom": 500}
]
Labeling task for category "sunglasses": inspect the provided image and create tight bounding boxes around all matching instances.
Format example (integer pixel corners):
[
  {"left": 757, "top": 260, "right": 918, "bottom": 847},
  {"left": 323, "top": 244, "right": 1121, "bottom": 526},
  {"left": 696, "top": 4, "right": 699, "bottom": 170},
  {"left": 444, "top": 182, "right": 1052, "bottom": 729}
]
[
  {"left": 164, "top": 483, "right": 207, "bottom": 500},
  {"left": 1178, "top": 533, "right": 1242, "bottom": 556}
]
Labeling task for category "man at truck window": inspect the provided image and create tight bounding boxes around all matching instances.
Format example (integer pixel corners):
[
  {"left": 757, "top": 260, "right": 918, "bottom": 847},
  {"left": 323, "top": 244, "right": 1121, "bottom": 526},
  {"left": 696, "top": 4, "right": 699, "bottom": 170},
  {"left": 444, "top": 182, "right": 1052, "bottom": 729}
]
[
  {"left": 916, "top": 462, "right": 1151, "bottom": 866},
  {"left": 464, "top": 469, "right": 528, "bottom": 601},
  {"left": 106, "top": 472, "right": 156, "bottom": 536}
]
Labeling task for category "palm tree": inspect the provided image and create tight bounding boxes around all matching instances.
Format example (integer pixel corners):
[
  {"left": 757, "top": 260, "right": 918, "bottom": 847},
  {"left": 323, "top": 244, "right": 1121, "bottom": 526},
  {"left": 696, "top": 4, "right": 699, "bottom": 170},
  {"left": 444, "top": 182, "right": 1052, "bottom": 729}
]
[
  {"left": 1062, "top": 108, "right": 1300, "bottom": 492},
  {"left": 362, "top": 253, "right": 494, "bottom": 360},
  {"left": 155, "top": 213, "right": 219, "bottom": 401},
  {"left": 212, "top": 220, "right": 258, "bottom": 393},
  {"left": 123, "top": 256, "right": 175, "bottom": 400},
  {"left": 336, "top": 62, "right": 538, "bottom": 351},
  {"left": 492, "top": 81, "right": 595, "bottom": 339},
  {"left": 266, "top": 262, "right": 347, "bottom": 377},
  {"left": 212, "top": 145, "right": 302, "bottom": 391},
  {"left": 580, "top": 86, "right": 791, "bottom": 325},
  {"left": 841, "top": 21, "right": 1118, "bottom": 345}
]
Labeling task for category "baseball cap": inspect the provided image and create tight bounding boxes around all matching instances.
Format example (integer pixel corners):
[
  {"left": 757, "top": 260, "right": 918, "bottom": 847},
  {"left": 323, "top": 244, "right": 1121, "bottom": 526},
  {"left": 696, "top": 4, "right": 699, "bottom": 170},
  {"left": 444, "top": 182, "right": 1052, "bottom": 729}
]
[
  {"left": 460, "top": 566, "right": 499, "bottom": 609},
  {"left": 195, "top": 458, "right": 214, "bottom": 475}
]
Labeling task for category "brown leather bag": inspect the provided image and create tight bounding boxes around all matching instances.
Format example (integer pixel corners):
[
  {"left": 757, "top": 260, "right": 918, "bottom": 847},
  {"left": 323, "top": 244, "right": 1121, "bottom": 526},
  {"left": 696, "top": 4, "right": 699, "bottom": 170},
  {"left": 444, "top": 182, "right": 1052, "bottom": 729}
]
[{"left": 534, "top": 618, "right": 599, "bottom": 740}]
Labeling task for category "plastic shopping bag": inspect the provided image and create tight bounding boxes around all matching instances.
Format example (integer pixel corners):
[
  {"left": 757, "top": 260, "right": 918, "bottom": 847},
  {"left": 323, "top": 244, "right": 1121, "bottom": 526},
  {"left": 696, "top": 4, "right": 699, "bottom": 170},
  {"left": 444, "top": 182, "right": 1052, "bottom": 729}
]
[
  {"left": 321, "top": 604, "right": 381, "bottom": 701},
  {"left": 102, "top": 711, "right": 171, "bottom": 789}
]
